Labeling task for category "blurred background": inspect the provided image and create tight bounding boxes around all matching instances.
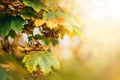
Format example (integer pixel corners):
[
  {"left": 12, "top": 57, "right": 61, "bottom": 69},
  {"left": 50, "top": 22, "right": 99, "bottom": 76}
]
[{"left": 43, "top": 0, "right": 120, "bottom": 80}]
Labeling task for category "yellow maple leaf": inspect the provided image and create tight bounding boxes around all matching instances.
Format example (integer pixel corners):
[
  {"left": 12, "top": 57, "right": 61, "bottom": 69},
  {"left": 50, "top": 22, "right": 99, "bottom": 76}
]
[
  {"left": 34, "top": 19, "right": 46, "bottom": 27},
  {"left": 52, "top": 17, "right": 64, "bottom": 24},
  {"left": 34, "top": 17, "right": 64, "bottom": 29},
  {"left": 46, "top": 17, "right": 64, "bottom": 29},
  {"left": 46, "top": 20, "right": 58, "bottom": 29}
]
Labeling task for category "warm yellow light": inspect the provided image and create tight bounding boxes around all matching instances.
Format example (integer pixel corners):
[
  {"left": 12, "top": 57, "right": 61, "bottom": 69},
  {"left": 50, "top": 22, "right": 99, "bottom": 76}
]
[{"left": 74, "top": 0, "right": 120, "bottom": 75}]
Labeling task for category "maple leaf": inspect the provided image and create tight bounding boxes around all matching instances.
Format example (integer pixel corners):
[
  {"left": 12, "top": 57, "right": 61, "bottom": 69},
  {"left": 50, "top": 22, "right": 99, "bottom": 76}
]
[
  {"left": 34, "top": 19, "right": 46, "bottom": 27},
  {"left": 46, "top": 17, "right": 64, "bottom": 29},
  {"left": 43, "top": 11, "right": 64, "bottom": 20},
  {"left": 22, "top": 51, "right": 60, "bottom": 75},
  {"left": 60, "top": 16, "right": 84, "bottom": 39},
  {"left": 21, "top": 7, "right": 36, "bottom": 19},
  {"left": 59, "top": 26, "right": 66, "bottom": 39},
  {"left": 22, "top": 0, "right": 44, "bottom": 12},
  {"left": 34, "top": 17, "right": 64, "bottom": 29},
  {"left": 0, "top": 16, "right": 25, "bottom": 37},
  {"left": 41, "top": 0, "right": 60, "bottom": 10},
  {"left": 63, "top": 16, "right": 78, "bottom": 32}
]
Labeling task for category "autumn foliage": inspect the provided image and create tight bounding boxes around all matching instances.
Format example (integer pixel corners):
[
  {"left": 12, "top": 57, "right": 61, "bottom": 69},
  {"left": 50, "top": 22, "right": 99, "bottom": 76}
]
[{"left": 0, "top": 0, "right": 81, "bottom": 80}]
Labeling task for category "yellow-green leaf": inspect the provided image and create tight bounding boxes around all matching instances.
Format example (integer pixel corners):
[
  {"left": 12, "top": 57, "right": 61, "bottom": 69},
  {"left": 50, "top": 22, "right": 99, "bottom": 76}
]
[
  {"left": 34, "top": 19, "right": 46, "bottom": 27},
  {"left": 41, "top": 0, "right": 61, "bottom": 10},
  {"left": 73, "top": 27, "right": 83, "bottom": 38},
  {"left": 22, "top": 51, "right": 60, "bottom": 75},
  {"left": 43, "top": 11, "right": 64, "bottom": 20},
  {"left": 64, "top": 16, "right": 79, "bottom": 32}
]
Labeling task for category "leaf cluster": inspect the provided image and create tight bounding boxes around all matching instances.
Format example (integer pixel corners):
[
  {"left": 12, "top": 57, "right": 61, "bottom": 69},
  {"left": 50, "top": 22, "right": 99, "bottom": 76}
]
[{"left": 0, "top": 0, "right": 83, "bottom": 79}]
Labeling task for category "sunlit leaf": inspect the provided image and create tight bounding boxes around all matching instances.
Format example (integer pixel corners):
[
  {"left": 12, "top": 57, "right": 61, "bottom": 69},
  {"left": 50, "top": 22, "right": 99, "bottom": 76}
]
[
  {"left": 59, "top": 26, "right": 66, "bottom": 39},
  {"left": 63, "top": 16, "right": 79, "bottom": 32},
  {"left": 41, "top": 0, "right": 61, "bottom": 10},
  {"left": 34, "top": 17, "right": 64, "bottom": 29},
  {"left": 0, "top": 16, "right": 25, "bottom": 37},
  {"left": 46, "top": 17, "right": 64, "bottom": 29},
  {"left": 43, "top": 11, "right": 64, "bottom": 20},
  {"left": 34, "top": 19, "right": 46, "bottom": 27},
  {"left": 22, "top": 0, "right": 44, "bottom": 12},
  {"left": 22, "top": 51, "right": 60, "bottom": 75},
  {"left": 64, "top": 23, "right": 73, "bottom": 32},
  {"left": 46, "top": 20, "right": 58, "bottom": 29},
  {"left": 73, "top": 27, "right": 83, "bottom": 39},
  {"left": 66, "top": 30, "right": 74, "bottom": 39}
]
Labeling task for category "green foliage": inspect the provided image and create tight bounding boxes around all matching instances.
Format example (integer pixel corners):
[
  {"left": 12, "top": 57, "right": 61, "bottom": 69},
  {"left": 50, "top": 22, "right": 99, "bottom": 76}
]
[
  {"left": 43, "top": 11, "right": 64, "bottom": 20},
  {"left": 34, "top": 34, "right": 51, "bottom": 45},
  {"left": 0, "top": 16, "right": 25, "bottom": 37},
  {"left": 33, "top": 34, "right": 58, "bottom": 45},
  {"left": 0, "top": 67, "right": 12, "bottom": 80},
  {"left": 21, "top": 7, "right": 36, "bottom": 19},
  {"left": 9, "top": 30, "right": 17, "bottom": 38},
  {"left": 64, "top": 17, "right": 74, "bottom": 32},
  {"left": 22, "top": 0, "right": 44, "bottom": 12},
  {"left": 23, "top": 51, "right": 60, "bottom": 75},
  {"left": 64, "top": 16, "right": 79, "bottom": 32},
  {"left": 0, "top": 0, "right": 82, "bottom": 79},
  {"left": 41, "top": 0, "right": 60, "bottom": 10},
  {"left": 51, "top": 39, "right": 58, "bottom": 46}
]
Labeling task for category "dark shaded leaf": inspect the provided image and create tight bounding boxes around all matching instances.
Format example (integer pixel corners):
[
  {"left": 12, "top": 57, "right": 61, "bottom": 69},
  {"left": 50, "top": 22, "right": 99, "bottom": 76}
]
[
  {"left": 0, "top": 16, "right": 25, "bottom": 37},
  {"left": 9, "top": 30, "right": 16, "bottom": 38},
  {"left": 21, "top": 7, "right": 36, "bottom": 19},
  {"left": 22, "top": 0, "right": 44, "bottom": 12}
]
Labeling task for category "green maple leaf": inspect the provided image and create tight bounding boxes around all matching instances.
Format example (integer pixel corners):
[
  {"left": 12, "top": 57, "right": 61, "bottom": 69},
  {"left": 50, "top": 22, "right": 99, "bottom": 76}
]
[
  {"left": 0, "top": 16, "right": 25, "bottom": 37},
  {"left": 43, "top": 11, "right": 64, "bottom": 20},
  {"left": 22, "top": 0, "right": 44, "bottom": 12},
  {"left": 21, "top": 7, "right": 36, "bottom": 19},
  {"left": 64, "top": 16, "right": 79, "bottom": 32},
  {"left": 22, "top": 51, "right": 60, "bottom": 75}
]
